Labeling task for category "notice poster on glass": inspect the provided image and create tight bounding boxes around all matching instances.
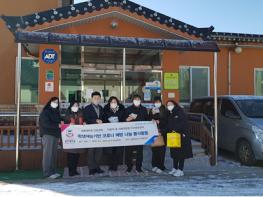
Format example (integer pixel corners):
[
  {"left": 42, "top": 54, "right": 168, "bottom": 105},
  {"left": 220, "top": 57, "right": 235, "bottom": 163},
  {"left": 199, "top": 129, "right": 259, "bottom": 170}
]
[
  {"left": 164, "top": 73, "right": 179, "bottom": 90},
  {"left": 144, "top": 89, "right": 151, "bottom": 101},
  {"left": 86, "top": 89, "right": 93, "bottom": 99}
]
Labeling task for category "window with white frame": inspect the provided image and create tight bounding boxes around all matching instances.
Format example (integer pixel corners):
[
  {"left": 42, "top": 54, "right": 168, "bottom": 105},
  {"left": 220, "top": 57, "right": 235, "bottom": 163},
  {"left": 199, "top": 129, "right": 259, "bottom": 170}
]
[
  {"left": 20, "top": 58, "right": 39, "bottom": 103},
  {"left": 255, "top": 68, "right": 263, "bottom": 96},
  {"left": 179, "top": 66, "right": 210, "bottom": 103}
]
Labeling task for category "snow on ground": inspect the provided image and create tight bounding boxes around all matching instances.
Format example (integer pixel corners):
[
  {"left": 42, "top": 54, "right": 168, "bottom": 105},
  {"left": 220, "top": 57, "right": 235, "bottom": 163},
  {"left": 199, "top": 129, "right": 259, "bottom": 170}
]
[
  {"left": 1, "top": 171, "right": 263, "bottom": 196},
  {"left": 0, "top": 146, "right": 262, "bottom": 196}
]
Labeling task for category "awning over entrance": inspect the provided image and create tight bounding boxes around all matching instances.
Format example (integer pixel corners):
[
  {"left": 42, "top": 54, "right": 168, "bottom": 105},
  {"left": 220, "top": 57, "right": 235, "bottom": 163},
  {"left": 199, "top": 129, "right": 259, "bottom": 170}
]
[{"left": 15, "top": 31, "right": 219, "bottom": 52}]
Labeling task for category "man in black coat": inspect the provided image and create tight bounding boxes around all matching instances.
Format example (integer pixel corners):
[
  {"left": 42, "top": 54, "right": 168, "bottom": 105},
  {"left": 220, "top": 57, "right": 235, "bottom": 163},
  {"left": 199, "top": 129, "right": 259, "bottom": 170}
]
[
  {"left": 82, "top": 91, "right": 104, "bottom": 175},
  {"left": 125, "top": 94, "right": 149, "bottom": 173}
]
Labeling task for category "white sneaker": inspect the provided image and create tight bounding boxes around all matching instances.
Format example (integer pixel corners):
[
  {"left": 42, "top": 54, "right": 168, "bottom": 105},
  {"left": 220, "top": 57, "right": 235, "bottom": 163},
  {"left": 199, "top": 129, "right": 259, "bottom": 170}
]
[
  {"left": 48, "top": 173, "right": 61, "bottom": 179},
  {"left": 155, "top": 168, "right": 163, "bottom": 174},
  {"left": 152, "top": 167, "right": 158, "bottom": 172},
  {"left": 54, "top": 173, "right": 61, "bottom": 178},
  {"left": 168, "top": 168, "right": 177, "bottom": 175},
  {"left": 173, "top": 170, "right": 184, "bottom": 177},
  {"left": 179, "top": 170, "right": 184, "bottom": 176}
]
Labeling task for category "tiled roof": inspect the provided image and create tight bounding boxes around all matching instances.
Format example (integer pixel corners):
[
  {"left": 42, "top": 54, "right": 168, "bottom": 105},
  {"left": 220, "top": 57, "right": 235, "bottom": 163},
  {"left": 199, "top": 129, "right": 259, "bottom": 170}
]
[
  {"left": 211, "top": 32, "right": 263, "bottom": 43},
  {"left": 1, "top": 0, "right": 214, "bottom": 39}
]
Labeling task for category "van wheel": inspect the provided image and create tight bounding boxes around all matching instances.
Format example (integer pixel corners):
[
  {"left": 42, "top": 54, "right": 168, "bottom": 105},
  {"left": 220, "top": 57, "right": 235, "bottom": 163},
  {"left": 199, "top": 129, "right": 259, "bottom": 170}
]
[{"left": 236, "top": 140, "right": 256, "bottom": 166}]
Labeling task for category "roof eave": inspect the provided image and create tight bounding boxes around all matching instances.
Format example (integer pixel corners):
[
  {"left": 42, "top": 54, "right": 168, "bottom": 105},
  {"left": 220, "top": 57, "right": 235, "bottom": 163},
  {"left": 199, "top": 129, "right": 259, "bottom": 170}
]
[{"left": 1, "top": 0, "right": 214, "bottom": 40}]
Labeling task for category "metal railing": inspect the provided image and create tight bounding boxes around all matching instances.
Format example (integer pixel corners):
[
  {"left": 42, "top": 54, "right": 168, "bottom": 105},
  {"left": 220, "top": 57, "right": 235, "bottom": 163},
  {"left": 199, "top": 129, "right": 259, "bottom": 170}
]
[
  {"left": 0, "top": 111, "right": 216, "bottom": 166},
  {"left": 187, "top": 112, "right": 216, "bottom": 166},
  {"left": 0, "top": 112, "right": 39, "bottom": 126},
  {"left": 0, "top": 125, "right": 41, "bottom": 149}
]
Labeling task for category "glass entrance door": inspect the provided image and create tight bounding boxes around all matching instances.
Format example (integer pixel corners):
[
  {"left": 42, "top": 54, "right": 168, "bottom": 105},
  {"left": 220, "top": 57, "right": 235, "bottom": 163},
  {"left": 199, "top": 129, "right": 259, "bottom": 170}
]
[
  {"left": 82, "top": 71, "right": 122, "bottom": 103},
  {"left": 60, "top": 67, "right": 82, "bottom": 103},
  {"left": 82, "top": 47, "right": 123, "bottom": 103},
  {"left": 60, "top": 45, "right": 162, "bottom": 105}
]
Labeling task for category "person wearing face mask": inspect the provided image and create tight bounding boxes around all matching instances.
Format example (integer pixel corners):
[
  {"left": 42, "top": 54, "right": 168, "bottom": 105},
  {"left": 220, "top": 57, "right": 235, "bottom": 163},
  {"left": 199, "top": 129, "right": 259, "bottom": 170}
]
[
  {"left": 166, "top": 100, "right": 193, "bottom": 177},
  {"left": 39, "top": 97, "right": 62, "bottom": 179},
  {"left": 64, "top": 100, "right": 85, "bottom": 177},
  {"left": 149, "top": 96, "right": 168, "bottom": 174},
  {"left": 125, "top": 94, "right": 149, "bottom": 173},
  {"left": 82, "top": 91, "right": 104, "bottom": 175},
  {"left": 103, "top": 96, "right": 126, "bottom": 171}
]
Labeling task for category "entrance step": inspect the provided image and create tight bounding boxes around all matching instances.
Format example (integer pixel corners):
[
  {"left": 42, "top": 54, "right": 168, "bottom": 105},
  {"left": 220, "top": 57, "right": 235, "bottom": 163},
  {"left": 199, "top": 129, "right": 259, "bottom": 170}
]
[{"left": 192, "top": 140, "right": 206, "bottom": 157}]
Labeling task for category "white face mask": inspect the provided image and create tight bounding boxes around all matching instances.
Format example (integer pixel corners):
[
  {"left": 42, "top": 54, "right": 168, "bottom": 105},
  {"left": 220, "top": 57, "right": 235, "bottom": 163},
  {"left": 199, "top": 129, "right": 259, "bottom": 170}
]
[
  {"left": 50, "top": 102, "right": 58, "bottom": 109},
  {"left": 71, "top": 106, "right": 79, "bottom": 113},
  {"left": 154, "top": 103, "right": 162, "bottom": 108},
  {"left": 133, "top": 100, "right": 141, "bottom": 107},
  {"left": 93, "top": 100, "right": 100, "bottom": 106},
  {"left": 167, "top": 105, "right": 174, "bottom": 111},
  {"left": 110, "top": 103, "right": 118, "bottom": 109}
]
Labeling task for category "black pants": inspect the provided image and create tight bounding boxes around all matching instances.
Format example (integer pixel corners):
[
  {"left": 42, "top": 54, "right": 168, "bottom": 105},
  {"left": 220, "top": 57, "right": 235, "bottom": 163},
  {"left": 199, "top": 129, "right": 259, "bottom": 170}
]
[
  {"left": 151, "top": 146, "right": 166, "bottom": 170},
  {"left": 108, "top": 147, "right": 123, "bottom": 169},
  {"left": 125, "top": 145, "right": 143, "bottom": 170},
  {"left": 67, "top": 153, "right": 80, "bottom": 174},
  {"left": 173, "top": 157, "right": 185, "bottom": 170}
]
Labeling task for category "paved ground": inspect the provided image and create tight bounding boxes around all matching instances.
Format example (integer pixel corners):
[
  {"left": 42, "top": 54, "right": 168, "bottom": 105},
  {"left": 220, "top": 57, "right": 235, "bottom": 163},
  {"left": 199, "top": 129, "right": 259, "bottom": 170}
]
[{"left": 0, "top": 146, "right": 263, "bottom": 196}]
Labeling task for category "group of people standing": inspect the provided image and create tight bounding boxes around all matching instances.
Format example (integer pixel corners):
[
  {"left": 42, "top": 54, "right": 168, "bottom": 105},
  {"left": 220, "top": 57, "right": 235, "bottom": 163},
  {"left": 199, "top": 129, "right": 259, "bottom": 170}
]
[{"left": 39, "top": 91, "right": 193, "bottom": 179}]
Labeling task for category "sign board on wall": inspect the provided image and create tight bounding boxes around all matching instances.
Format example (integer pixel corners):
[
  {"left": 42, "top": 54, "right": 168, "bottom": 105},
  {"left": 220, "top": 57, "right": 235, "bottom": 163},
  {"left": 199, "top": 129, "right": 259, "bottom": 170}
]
[
  {"left": 46, "top": 70, "right": 54, "bottom": 81},
  {"left": 42, "top": 49, "right": 58, "bottom": 64},
  {"left": 168, "top": 92, "right": 176, "bottom": 99},
  {"left": 164, "top": 73, "right": 179, "bottom": 90},
  {"left": 45, "top": 82, "right": 54, "bottom": 92}
]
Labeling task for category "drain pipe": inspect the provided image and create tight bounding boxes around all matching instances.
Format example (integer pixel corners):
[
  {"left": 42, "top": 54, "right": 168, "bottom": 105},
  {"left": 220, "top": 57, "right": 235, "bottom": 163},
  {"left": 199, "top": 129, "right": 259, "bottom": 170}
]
[{"left": 228, "top": 50, "right": 231, "bottom": 95}]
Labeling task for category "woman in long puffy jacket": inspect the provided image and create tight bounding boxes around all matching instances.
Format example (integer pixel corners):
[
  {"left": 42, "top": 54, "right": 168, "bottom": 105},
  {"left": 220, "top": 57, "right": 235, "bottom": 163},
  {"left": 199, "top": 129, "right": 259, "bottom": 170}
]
[{"left": 166, "top": 100, "right": 193, "bottom": 177}]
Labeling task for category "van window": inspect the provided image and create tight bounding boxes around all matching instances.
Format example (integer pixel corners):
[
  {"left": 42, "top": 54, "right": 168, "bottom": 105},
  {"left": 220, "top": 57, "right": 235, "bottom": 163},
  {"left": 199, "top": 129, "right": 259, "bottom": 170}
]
[
  {"left": 221, "top": 99, "right": 240, "bottom": 117},
  {"left": 190, "top": 100, "right": 204, "bottom": 113},
  {"left": 203, "top": 100, "right": 214, "bottom": 116},
  {"left": 190, "top": 99, "right": 215, "bottom": 116},
  {"left": 236, "top": 99, "right": 263, "bottom": 118}
]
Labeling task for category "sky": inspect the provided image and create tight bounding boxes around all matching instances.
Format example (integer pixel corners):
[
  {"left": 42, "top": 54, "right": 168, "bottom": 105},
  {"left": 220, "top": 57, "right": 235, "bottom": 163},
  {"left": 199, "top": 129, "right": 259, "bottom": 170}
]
[{"left": 74, "top": 0, "right": 263, "bottom": 34}]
